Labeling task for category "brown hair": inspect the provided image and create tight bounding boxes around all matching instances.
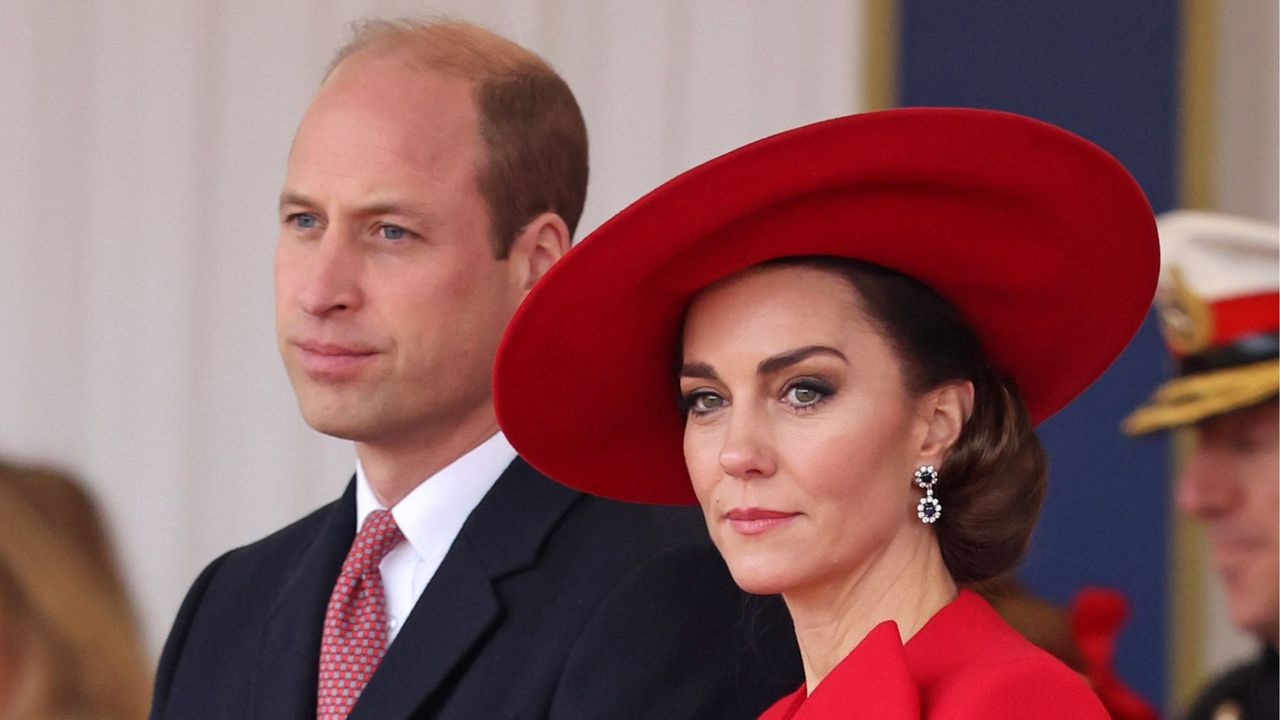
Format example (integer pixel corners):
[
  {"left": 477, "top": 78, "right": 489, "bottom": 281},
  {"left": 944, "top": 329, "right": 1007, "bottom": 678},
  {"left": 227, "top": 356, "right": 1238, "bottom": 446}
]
[
  {"left": 327, "top": 18, "right": 589, "bottom": 258},
  {"left": 766, "top": 257, "right": 1048, "bottom": 584},
  {"left": 0, "top": 460, "right": 151, "bottom": 720}
]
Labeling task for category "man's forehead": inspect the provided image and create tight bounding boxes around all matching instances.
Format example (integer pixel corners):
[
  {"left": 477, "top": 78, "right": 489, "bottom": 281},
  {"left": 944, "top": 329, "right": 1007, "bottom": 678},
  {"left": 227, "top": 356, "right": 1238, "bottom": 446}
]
[
  {"left": 301, "top": 54, "right": 477, "bottom": 138},
  {"left": 288, "top": 58, "right": 481, "bottom": 176},
  {"left": 1196, "top": 400, "right": 1280, "bottom": 438},
  {"left": 320, "top": 50, "right": 475, "bottom": 108}
]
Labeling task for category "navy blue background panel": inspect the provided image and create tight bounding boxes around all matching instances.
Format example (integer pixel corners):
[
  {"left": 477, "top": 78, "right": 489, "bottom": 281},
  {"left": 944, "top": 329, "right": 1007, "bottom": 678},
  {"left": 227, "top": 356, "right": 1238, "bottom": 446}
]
[{"left": 900, "top": 0, "right": 1179, "bottom": 709}]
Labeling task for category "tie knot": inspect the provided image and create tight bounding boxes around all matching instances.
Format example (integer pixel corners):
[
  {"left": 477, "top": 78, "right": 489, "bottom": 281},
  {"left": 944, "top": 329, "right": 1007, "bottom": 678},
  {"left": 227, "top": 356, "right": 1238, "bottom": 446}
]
[{"left": 344, "top": 509, "right": 403, "bottom": 577}]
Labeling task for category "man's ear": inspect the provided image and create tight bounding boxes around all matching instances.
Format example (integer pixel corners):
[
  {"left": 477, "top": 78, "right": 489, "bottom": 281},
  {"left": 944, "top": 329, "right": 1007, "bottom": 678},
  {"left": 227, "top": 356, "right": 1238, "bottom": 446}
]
[
  {"left": 917, "top": 379, "right": 975, "bottom": 463},
  {"left": 508, "top": 211, "right": 570, "bottom": 293}
]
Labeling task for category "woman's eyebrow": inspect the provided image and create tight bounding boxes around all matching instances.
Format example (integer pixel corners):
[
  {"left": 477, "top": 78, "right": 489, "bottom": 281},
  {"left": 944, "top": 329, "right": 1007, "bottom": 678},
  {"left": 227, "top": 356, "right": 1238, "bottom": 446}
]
[
  {"left": 758, "top": 346, "right": 847, "bottom": 375},
  {"left": 679, "top": 361, "right": 719, "bottom": 380}
]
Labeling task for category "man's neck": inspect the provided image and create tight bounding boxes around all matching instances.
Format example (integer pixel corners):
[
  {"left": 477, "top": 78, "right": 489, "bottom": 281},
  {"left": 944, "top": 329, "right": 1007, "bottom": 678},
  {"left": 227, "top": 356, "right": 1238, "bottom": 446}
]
[{"left": 356, "top": 413, "right": 500, "bottom": 508}]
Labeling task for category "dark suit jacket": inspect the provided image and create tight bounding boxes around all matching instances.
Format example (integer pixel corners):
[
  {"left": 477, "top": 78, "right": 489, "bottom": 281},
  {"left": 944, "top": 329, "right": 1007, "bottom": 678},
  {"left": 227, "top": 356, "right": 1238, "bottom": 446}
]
[{"left": 150, "top": 459, "right": 800, "bottom": 719}]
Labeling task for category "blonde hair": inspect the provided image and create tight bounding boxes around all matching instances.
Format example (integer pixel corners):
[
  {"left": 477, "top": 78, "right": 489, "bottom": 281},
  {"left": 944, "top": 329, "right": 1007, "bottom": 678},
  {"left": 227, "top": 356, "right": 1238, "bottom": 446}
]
[
  {"left": 0, "top": 461, "right": 151, "bottom": 720},
  {"left": 325, "top": 18, "right": 589, "bottom": 257}
]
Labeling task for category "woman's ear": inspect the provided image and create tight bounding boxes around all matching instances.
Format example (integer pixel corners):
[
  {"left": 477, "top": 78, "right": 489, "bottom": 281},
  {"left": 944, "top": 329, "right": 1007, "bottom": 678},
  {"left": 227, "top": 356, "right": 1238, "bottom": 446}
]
[{"left": 917, "top": 379, "right": 975, "bottom": 462}]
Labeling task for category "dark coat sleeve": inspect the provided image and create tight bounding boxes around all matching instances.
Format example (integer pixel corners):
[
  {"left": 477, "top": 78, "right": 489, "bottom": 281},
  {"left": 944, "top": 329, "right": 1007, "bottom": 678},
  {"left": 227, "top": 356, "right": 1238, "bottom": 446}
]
[{"left": 549, "top": 540, "right": 802, "bottom": 720}]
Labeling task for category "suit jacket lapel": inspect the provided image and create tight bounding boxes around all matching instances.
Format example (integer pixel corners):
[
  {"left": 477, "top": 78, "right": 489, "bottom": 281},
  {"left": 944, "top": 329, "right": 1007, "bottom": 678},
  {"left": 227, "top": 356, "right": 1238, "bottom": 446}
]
[
  {"left": 349, "top": 459, "right": 581, "bottom": 720},
  {"left": 253, "top": 480, "right": 357, "bottom": 719}
]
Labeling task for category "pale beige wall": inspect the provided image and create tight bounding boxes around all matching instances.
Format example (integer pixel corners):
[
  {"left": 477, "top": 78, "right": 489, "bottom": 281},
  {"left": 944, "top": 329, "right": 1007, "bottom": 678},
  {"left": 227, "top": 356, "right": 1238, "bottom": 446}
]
[{"left": 1213, "top": 0, "right": 1278, "bottom": 224}]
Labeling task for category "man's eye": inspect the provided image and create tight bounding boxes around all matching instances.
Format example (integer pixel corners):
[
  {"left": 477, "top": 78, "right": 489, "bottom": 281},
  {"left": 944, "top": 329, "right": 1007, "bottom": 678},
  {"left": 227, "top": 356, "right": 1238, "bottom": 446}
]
[
  {"left": 290, "top": 213, "right": 318, "bottom": 229},
  {"left": 379, "top": 224, "right": 408, "bottom": 240}
]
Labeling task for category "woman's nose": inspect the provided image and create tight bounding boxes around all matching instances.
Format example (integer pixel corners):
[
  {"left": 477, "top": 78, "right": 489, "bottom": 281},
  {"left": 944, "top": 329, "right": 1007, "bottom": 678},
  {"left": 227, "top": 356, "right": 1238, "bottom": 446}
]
[{"left": 718, "top": 407, "right": 777, "bottom": 480}]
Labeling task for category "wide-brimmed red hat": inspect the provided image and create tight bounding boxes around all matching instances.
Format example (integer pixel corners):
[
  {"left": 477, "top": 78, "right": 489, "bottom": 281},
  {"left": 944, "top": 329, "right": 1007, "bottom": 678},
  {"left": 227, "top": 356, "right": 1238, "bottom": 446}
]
[{"left": 495, "top": 108, "right": 1158, "bottom": 505}]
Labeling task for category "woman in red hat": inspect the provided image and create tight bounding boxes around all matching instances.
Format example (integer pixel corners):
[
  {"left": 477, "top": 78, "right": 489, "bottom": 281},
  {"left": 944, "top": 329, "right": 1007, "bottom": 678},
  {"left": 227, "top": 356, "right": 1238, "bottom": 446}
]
[{"left": 494, "top": 108, "right": 1158, "bottom": 718}]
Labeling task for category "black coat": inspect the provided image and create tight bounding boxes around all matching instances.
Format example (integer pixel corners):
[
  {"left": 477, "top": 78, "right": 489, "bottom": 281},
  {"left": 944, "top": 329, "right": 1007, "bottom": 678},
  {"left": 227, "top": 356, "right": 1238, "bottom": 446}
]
[{"left": 150, "top": 459, "right": 801, "bottom": 719}]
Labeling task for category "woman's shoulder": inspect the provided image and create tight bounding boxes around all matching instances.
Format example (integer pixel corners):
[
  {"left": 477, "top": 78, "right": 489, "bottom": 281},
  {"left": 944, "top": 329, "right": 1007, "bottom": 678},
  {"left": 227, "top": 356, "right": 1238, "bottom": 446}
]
[
  {"left": 928, "top": 650, "right": 1107, "bottom": 718},
  {"left": 909, "top": 590, "right": 1108, "bottom": 719}
]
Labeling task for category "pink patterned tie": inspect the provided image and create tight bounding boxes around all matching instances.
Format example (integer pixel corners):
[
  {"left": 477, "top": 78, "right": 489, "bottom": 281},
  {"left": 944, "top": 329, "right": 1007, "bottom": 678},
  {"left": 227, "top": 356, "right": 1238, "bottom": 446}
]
[{"left": 316, "top": 509, "right": 404, "bottom": 720}]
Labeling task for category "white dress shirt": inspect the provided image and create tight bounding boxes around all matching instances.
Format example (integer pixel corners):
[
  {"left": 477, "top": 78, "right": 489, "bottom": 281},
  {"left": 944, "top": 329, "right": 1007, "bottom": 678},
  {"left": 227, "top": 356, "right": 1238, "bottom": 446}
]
[{"left": 354, "top": 432, "right": 517, "bottom": 644}]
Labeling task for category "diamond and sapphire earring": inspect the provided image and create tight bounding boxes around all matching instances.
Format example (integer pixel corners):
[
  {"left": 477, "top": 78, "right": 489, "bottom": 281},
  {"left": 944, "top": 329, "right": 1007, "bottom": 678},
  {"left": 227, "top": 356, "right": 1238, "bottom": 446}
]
[{"left": 913, "top": 465, "right": 941, "bottom": 524}]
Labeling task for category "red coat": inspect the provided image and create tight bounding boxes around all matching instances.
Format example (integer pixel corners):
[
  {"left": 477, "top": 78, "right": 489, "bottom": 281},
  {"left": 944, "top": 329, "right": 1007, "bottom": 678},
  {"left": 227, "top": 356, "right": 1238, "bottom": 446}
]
[{"left": 758, "top": 590, "right": 1108, "bottom": 719}]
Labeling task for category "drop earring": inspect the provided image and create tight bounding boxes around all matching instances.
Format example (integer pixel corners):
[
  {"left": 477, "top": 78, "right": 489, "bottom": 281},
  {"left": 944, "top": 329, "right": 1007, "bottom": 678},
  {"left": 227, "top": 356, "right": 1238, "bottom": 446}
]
[{"left": 914, "top": 465, "right": 941, "bottom": 524}]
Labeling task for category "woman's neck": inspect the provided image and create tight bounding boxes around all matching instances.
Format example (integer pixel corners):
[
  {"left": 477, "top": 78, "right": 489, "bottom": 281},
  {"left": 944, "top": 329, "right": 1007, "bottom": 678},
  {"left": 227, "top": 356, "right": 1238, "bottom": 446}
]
[{"left": 783, "top": 529, "right": 957, "bottom": 695}]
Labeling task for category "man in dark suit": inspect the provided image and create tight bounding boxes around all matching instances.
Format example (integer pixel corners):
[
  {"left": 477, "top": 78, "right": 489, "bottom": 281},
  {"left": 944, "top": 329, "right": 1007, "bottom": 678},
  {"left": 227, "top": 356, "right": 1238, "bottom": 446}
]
[{"left": 149, "top": 18, "right": 798, "bottom": 720}]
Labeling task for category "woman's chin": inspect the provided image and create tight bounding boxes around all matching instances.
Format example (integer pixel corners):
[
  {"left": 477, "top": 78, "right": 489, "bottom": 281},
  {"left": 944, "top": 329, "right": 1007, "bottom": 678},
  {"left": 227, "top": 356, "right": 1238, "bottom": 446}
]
[{"left": 722, "top": 556, "right": 800, "bottom": 596}]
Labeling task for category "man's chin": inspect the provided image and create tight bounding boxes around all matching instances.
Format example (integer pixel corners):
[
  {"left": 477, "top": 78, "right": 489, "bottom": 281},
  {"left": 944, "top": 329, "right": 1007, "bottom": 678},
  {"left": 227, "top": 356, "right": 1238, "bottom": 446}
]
[
  {"left": 1223, "top": 585, "right": 1280, "bottom": 644},
  {"left": 296, "top": 404, "right": 377, "bottom": 442},
  {"left": 1232, "top": 612, "right": 1280, "bottom": 646}
]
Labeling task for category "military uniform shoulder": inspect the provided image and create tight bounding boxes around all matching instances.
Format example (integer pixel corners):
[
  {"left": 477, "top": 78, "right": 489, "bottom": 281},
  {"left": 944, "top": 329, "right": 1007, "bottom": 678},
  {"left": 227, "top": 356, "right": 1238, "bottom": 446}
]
[{"left": 1185, "top": 647, "right": 1279, "bottom": 720}]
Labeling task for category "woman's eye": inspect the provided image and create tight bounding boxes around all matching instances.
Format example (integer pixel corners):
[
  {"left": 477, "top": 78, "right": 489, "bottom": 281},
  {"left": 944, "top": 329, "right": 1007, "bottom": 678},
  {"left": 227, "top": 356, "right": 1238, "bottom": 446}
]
[
  {"left": 784, "top": 383, "right": 827, "bottom": 407},
  {"left": 379, "top": 224, "right": 409, "bottom": 240},
  {"left": 686, "top": 391, "right": 725, "bottom": 414}
]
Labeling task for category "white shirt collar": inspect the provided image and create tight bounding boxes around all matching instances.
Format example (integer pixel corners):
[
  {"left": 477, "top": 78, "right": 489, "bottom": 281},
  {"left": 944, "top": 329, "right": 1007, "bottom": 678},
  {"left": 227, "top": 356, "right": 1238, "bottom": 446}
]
[{"left": 354, "top": 431, "right": 517, "bottom": 569}]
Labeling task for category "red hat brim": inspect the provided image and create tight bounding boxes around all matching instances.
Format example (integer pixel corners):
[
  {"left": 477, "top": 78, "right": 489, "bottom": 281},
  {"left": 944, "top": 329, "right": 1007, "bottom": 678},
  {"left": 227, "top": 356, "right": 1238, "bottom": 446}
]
[{"left": 494, "top": 108, "right": 1159, "bottom": 505}]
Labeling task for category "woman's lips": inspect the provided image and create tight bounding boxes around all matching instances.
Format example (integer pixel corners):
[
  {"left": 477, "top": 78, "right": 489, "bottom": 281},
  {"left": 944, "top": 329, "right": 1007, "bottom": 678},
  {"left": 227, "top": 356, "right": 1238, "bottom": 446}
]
[
  {"left": 295, "top": 341, "right": 378, "bottom": 377},
  {"left": 724, "top": 508, "right": 798, "bottom": 535}
]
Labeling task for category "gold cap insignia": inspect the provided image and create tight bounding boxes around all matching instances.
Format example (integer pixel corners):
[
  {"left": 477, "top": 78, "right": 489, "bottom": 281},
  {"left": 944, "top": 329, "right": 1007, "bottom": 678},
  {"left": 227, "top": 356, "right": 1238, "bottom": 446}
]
[{"left": 1158, "top": 267, "right": 1212, "bottom": 356}]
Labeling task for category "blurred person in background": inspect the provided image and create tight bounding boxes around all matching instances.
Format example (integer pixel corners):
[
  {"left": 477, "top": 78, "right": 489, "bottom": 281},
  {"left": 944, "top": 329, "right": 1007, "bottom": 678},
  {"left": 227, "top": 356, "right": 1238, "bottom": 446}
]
[
  {"left": 1125, "top": 211, "right": 1279, "bottom": 720},
  {"left": 0, "top": 459, "right": 151, "bottom": 720}
]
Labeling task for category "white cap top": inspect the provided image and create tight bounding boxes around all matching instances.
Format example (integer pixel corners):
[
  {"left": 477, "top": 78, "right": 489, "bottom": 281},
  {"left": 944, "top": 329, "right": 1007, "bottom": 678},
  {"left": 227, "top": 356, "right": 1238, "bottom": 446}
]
[{"left": 1157, "top": 210, "right": 1278, "bottom": 301}]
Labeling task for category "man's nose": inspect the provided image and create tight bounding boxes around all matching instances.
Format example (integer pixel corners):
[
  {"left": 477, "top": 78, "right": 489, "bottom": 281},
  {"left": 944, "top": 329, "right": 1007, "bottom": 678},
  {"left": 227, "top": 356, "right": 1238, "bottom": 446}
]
[
  {"left": 718, "top": 406, "right": 777, "bottom": 480},
  {"left": 1175, "top": 445, "right": 1240, "bottom": 519},
  {"left": 297, "top": 233, "right": 362, "bottom": 317}
]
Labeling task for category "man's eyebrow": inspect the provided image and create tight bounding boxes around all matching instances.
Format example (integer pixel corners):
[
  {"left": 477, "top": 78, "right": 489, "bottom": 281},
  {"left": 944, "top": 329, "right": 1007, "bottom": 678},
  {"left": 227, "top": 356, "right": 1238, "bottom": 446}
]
[
  {"left": 358, "top": 201, "right": 437, "bottom": 224},
  {"left": 278, "top": 191, "right": 313, "bottom": 211},
  {"left": 277, "top": 193, "right": 438, "bottom": 224},
  {"left": 757, "top": 346, "right": 847, "bottom": 375},
  {"left": 679, "top": 361, "right": 719, "bottom": 380}
]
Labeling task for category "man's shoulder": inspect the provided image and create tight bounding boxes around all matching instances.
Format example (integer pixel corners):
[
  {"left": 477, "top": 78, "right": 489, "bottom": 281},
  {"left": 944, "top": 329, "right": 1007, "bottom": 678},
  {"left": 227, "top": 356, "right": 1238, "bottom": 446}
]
[
  {"left": 220, "top": 495, "right": 345, "bottom": 567},
  {"left": 182, "top": 491, "right": 349, "bottom": 602},
  {"left": 1186, "top": 648, "right": 1279, "bottom": 720},
  {"left": 557, "top": 492, "right": 724, "bottom": 592},
  {"left": 150, "top": 490, "right": 351, "bottom": 719},
  {"left": 466, "top": 458, "right": 710, "bottom": 571},
  {"left": 563, "top": 491, "right": 706, "bottom": 546}
]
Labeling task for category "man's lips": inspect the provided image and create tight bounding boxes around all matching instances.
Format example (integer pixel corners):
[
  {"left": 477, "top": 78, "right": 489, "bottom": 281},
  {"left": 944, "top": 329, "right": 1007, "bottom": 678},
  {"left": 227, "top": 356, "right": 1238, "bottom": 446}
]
[
  {"left": 724, "top": 508, "right": 798, "bottom": 535},
  {"left": 293, "top": 340, "right": 378, "bottom": 376},
  {"left": 1211, "top": 537, "right": 1269, "bottom": 564},
  {"left": 1207, "top": 526, "right": 1268, "bottom": 552}
]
